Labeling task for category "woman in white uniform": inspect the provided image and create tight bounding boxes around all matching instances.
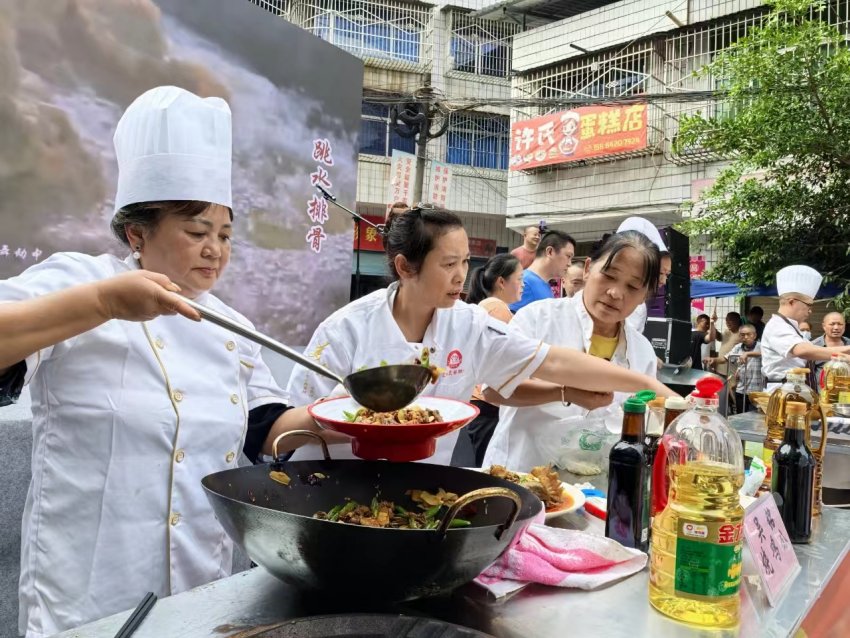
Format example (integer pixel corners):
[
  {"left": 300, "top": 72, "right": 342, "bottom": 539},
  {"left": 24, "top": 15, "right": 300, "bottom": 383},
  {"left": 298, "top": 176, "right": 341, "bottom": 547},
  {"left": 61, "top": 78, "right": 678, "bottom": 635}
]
[
  {"left": 483, "top": 230, "right": 661, "bottom": 471},
  {"left": 286, "top": 208, "right": 673, "bottom": 464},
  {"left": 0, "top": 87, "right": 302, "bottom": 637}
]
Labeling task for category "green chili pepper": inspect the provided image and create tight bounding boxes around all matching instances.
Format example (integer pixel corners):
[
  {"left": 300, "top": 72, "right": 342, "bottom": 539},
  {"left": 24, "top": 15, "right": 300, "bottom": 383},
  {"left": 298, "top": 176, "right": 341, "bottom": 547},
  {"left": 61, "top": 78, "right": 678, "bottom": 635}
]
[
  {"left": 371, "top": 496, "right": 379, "bottom": 518},
  {"left": 425, "top": 504, "right": 442, "bottom": 518},
  {"left": 343, "top": 410, "right": 357, "bottom": 423},
  {"left": 408, "top": 517, "right": 420, "bottom": 529},
  {"left": 448, "top": 518, "right": 472, "bottom": 528},
  {"left": 339, "top": 501, "right": 357, "bottom": 517},
  {"left": 394, "top": 505, "right": 408, "bottom": 516},
  {"left": 326, "top": 505, "right": 343, "bottom": 522},
  {"left": 426, "top": 520, "right": 439, "bottom": 530}
]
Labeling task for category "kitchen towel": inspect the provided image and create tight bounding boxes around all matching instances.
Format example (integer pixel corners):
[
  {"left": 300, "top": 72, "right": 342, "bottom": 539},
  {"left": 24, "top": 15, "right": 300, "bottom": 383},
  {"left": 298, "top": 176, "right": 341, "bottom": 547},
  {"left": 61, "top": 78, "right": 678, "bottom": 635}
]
[{"left": 475, "top": 518, "right": 647, "bottom": 598}]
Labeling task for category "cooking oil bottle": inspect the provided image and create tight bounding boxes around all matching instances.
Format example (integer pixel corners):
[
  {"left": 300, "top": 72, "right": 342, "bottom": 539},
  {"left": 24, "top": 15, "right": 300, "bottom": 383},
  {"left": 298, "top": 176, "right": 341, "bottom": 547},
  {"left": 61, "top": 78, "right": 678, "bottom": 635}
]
[
  {"left": 762, "top": 368, "right": 818, "bottom": 492},
  {"left": 821, "top": 355, "right": 850, "bottom": 406},
  {"left": 649, "top": 377, "right": 745, "bottom": 628}
]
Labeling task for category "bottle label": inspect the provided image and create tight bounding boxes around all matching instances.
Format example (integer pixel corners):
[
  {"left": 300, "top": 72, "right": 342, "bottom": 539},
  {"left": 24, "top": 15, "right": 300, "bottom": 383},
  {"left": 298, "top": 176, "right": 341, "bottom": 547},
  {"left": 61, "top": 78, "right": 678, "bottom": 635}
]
[
  {"left": 578, "top": 429, "right": 603, "bottom": 451},
  {"left": 674, "top": 518, "right": 743, "bottom": 599}
]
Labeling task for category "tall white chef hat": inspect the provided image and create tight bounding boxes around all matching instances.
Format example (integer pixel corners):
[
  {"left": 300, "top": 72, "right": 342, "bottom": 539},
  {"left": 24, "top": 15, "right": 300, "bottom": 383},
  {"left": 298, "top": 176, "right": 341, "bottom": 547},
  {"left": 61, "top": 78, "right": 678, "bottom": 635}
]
[
  {"left": 776, "top": 265, "right": 822, "bottom": 304},
  {"left": 113, "top": 86, "right": 232, "bottom": 213},
  {"left": 616, "top": 216, "right": 667, "bottom": 253}
]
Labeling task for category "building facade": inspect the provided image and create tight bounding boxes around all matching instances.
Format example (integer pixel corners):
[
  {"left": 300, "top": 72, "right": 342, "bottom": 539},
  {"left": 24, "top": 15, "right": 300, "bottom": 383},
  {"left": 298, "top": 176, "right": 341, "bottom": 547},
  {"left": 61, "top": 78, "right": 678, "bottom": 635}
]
[{"left": 253, "top": 0, "right": 529, "bottom": 292}]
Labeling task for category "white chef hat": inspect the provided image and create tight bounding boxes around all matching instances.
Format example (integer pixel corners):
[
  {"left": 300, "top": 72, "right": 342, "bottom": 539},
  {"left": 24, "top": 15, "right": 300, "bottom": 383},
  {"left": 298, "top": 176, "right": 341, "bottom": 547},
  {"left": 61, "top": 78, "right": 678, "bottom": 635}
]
[
  {"left": 113, "top": 86, "right": 232, "bottom": 213},
  {"left": 776, "top": 265, "right": 822, "bottom": 303},
  {"left": 616, "top": 216, "right": 667, "bottom": 253}
]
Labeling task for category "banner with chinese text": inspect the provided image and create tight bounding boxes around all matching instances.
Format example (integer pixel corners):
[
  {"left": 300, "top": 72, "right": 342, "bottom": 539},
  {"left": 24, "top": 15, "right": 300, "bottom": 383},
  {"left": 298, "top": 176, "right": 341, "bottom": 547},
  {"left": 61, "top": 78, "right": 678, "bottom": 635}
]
[
  {"left": 509, "top": 104, "right": 648, "bottom": 171},
  {"left": 428, "top": 161, "right": 452, "bottom": 208},
  {"left": 387, "top": 150, "right": 416, "bottom": 208},
  {"left": 353, "top": 215, "right": 386, "bottom": 252}
]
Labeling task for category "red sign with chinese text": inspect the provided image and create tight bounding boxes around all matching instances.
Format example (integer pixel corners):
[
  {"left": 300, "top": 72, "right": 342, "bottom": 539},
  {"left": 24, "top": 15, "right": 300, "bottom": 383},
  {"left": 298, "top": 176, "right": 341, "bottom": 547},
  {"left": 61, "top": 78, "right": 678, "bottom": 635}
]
[
  {"left": 690, "top": 255, "right": 706, "bottom": 312},
  {"left": 468, "top": 237, "right": 497, "bottom": 258},
  {"left": 353, "top": 214, "right": 385, "bottom": 252},
  {"left": 509, "top": 104, "right": 648, "bottom": 171}
]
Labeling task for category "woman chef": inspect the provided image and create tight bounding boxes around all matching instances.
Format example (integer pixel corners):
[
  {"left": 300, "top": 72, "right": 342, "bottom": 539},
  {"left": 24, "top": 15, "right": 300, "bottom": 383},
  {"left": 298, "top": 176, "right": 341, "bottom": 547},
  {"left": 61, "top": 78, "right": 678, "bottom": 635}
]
[
  {"left": 483, "top": 230, "right": 661, "bottom": 471},
  {"left": 286, "top": 206, "right": 675, "bottom": 464},
  {"left": 0, "top": 87, "right": 302, "bottom": 637}
]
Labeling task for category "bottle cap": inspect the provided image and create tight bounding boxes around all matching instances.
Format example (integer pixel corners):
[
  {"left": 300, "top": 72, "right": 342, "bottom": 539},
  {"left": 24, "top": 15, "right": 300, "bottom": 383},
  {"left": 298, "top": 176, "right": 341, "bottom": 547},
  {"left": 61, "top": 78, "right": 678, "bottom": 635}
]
[
  {"left": 786, "top": 401, "right": 807, "bottom": 415},
  {"left": 664, "top": 396, "right": 689, "bottom": 411},
  {"left": 789, "top": 367, "right": 811, "bottom": 375},
  {"left": 624, "top": 390, "right": 655, "bottom": 413},
  {"left": 692, "top": 376, "right": 724, "bottom": 398}
]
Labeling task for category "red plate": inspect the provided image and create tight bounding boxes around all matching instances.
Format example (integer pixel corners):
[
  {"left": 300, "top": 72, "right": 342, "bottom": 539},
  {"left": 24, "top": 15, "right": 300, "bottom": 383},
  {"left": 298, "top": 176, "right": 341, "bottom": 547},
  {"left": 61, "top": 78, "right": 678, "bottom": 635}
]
[{"left": 307, "top": 396, "right": 480, "bottom": 462}]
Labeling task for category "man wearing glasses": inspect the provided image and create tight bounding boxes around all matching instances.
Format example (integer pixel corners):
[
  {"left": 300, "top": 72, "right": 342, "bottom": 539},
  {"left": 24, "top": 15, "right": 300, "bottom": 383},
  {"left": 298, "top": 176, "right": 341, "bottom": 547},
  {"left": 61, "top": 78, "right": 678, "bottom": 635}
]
[{"left": 761, "top": 265, "right": 850, "bottom": 390}]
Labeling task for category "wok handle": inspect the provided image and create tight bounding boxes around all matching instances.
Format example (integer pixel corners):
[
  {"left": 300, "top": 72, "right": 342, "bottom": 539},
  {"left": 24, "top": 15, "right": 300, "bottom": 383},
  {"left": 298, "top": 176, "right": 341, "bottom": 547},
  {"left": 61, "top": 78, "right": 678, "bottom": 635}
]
[
  {"left": 181, "top": 297, "right": 344, "bottom": 386},
  {"left": 272, "top": 430, "right": 331, "bottom": 462},
  {"left": 437, "top": 487, "right": 522, "bottom": 540}
]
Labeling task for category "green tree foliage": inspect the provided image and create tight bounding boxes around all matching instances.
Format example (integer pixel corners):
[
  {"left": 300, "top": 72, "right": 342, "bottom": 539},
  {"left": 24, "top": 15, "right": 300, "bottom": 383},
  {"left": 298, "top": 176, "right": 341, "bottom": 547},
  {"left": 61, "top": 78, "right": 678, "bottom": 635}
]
[{"left": 678, "top": 0, "right": 850, "bottom": 308}]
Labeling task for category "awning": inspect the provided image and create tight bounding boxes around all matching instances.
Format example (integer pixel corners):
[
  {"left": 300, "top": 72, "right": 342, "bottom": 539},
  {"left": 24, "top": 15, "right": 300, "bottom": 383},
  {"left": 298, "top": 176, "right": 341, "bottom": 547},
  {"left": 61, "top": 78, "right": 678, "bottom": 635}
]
[
  {"left": 690, "top": 280, "right": 740, "bottom": 300},
  {"left": 690, "top": 281, "right": 843, "bottom": 300}
]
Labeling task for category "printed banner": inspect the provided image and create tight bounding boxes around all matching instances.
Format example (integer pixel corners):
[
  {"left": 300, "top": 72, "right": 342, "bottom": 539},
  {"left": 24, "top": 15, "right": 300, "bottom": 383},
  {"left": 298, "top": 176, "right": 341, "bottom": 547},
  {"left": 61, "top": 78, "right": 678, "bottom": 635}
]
[
  {"left": 428, "top": 161, "right": 451, "bottom": 208},
  {"left": 509, "top": 104, "right": 648, "bottom": 171},
  {"left": 388, "top": 150, "right": 416, "bottom": 209}
]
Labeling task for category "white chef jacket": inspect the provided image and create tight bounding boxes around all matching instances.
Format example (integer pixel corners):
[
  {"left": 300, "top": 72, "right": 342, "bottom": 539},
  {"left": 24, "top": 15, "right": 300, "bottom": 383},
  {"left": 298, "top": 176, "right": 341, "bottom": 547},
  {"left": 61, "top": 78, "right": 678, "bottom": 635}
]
[
  {"left": 286, "top": 282, "right": 550, "bottom": 464},
  {"left": 761, "top": 313, "right": 807, "bottom": 390},
  {"left": 1, "top": 252, "right": 287, "bottom": 638},
  {"left": 484, "top": 292, "right": 658, "bottom": 471},
  {"left": 625, "top": 302, "right": 648, "bottom": 334}
]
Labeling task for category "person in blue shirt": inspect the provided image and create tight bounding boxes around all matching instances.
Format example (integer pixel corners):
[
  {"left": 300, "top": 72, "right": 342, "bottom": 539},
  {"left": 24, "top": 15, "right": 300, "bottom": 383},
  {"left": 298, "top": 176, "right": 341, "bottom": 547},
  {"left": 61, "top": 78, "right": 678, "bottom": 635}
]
[{"left": 509, "top": 230, "right": 576, "bottom": 313}]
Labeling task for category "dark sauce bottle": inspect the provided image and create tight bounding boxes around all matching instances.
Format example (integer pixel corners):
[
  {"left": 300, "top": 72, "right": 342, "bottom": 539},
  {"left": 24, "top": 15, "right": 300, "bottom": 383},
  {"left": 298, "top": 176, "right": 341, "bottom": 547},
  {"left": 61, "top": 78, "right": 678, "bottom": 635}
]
[
  {"left": 772, "top": 400, "right": 815, "bottom": 543},
  {"left": 606, "top": 395, "right": 651, "bottom": 552}
]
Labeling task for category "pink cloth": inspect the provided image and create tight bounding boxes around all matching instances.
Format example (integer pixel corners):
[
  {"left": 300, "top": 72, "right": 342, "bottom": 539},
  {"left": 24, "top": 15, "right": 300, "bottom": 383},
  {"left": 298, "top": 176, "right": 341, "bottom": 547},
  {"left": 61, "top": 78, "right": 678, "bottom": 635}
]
[{"left": 476, "top": 523, "right": 647, "bottom": 598}]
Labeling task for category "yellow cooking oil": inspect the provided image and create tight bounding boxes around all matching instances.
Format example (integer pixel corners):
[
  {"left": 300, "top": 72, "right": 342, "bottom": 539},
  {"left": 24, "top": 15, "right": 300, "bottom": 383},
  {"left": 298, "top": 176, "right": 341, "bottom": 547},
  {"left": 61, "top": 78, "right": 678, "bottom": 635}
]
[
  {"left": 649, "top": 461, "right": 744, "bottom": 628},
  {"left": 649, "top": 377, "right": 745, "bottom": 629}
]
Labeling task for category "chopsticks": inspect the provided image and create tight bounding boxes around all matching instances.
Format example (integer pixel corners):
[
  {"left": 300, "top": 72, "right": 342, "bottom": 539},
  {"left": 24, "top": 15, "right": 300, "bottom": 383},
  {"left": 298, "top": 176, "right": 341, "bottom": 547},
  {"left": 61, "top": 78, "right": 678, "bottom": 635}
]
[{"left": 112, "top": 592, "right": 157, "bottom": 638}]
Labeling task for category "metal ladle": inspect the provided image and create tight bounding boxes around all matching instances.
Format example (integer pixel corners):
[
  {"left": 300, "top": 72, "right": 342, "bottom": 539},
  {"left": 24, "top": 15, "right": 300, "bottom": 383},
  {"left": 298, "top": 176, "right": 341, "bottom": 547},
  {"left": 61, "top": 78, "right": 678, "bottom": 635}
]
[{"left": 181, "top": 298, "right": 433, "bottom": 412}]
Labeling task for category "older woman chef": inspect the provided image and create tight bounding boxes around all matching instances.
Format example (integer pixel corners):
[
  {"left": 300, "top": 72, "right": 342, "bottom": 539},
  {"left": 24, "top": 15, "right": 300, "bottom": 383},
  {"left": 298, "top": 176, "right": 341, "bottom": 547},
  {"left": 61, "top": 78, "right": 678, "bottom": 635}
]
[
  {"left": 285, "top": 207, "right": 674, "bottom": 464},
  {"left": 0, "top": 87, "right": 302, "bottom": 637}
]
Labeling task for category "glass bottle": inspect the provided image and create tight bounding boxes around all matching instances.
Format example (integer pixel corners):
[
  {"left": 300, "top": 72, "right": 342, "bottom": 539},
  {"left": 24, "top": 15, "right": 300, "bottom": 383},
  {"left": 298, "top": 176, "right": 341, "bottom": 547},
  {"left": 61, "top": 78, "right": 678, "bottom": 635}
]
[
  {"left": 772, "top": 401, "right": 815, "bottom": 543},
  {"left": 606, "top": 394, "right": 652, "bottom": 552},
  {"left": 821, "top": 355, "right": 850, "bottom": 406}
]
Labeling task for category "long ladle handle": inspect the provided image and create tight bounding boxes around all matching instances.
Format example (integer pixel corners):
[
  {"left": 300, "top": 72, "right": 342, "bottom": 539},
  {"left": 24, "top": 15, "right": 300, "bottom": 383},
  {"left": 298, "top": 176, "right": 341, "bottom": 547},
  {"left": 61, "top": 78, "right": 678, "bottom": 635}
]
[{"left": 181, "top": 297, "right": 345, "bottom": 386}]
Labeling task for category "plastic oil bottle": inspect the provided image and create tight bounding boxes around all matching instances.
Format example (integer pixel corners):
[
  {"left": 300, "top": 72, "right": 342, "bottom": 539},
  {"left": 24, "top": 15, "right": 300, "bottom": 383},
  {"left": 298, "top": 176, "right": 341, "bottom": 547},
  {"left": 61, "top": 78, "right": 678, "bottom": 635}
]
[
  {"left": 821, "top": 354, "right": 850, "bottom": 406},
  {"left": 649, "top": 377, "right": 745, "bottom": 628}
]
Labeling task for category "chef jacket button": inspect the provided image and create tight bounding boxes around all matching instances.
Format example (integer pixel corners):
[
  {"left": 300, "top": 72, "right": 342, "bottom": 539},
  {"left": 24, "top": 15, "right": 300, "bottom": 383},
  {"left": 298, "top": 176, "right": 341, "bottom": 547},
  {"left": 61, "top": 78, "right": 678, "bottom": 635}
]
[
  {"left": 155, "top": 338, "right": 165, "bottom": 349},
  {"left": 226, "top": 340, "right": 236, "bottom": 351},
  {"left": 170, "top": 512, "right": 180, "bottom": 526},
  {"left": 226, "top": 452, "right": 235, "bottom": 463},
  {"left": 175, "top": 449, "right": 185, "bottom": 463},
  {"left": 230, "top": 394, "right": 239, "bottom": 404},
  {"left": 172, "top": 390, "right": 184, "bottom": 402}
]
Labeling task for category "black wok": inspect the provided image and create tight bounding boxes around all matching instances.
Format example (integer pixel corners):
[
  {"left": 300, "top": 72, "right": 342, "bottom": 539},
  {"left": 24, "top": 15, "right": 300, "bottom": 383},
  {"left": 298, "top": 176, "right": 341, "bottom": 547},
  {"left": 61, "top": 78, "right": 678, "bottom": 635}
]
[{"left": 202, "top": 432, "right": 542, "bottom": 602}]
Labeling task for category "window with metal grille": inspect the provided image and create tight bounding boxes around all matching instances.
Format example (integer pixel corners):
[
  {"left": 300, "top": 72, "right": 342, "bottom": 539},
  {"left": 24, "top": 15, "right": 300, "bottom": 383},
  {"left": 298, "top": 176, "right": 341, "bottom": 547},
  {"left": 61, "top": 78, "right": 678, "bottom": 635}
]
[
  {"left": 299, "top": 0, "right": 429, "bottom": 64},
  {"left": 449, "top": 11, "right": 519, "bottom": 78},
  {"left": 446, "top": 112, "right": 510, "bottom": 170},
  {"left": 249, "top": 0, "right": 290, "bottom": 17},
  {"left": 360, "top": 101, "right": 416, "bottom": 157}
]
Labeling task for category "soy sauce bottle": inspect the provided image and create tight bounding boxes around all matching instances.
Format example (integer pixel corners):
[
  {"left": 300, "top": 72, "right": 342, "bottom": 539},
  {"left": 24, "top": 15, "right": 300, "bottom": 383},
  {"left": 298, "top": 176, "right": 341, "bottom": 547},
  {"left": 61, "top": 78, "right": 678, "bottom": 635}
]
[
  {"left": 772, "top": 400, "right": 816, "bottom": 543},
  {"left": 605, "top": 392, "right": 653, "bottom": 552}
]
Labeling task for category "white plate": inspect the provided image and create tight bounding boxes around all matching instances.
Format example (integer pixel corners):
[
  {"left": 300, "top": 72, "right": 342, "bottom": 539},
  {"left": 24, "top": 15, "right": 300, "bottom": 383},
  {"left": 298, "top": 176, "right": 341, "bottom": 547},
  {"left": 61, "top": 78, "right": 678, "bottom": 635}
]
[{"left": 474, "top": 468, "right": 586, "bottom": 520}]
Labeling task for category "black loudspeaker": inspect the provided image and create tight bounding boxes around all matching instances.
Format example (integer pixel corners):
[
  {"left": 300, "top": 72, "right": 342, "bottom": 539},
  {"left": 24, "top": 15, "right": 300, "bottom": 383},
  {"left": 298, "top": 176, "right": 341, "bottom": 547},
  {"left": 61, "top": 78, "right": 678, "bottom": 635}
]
[
  {"left": 655, "top": 227, "right": 690, "bottom": 322},
  {"left": 643, "top": 317, "right": 693, "bottom": 364}
]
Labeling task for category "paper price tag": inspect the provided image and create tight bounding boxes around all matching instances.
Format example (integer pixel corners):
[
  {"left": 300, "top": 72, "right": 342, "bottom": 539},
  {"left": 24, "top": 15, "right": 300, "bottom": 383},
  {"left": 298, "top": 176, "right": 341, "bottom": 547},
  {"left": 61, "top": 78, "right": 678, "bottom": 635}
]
[{"left": 742, "top": 493, "right": 800, "bottom": 606}]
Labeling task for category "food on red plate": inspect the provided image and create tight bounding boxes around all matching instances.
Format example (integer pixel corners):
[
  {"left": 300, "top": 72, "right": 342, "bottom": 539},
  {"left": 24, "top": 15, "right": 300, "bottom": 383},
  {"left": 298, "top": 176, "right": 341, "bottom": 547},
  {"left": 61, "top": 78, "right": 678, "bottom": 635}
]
[{"left": 342, "top": 405, "right": 444, "bottom": 425}]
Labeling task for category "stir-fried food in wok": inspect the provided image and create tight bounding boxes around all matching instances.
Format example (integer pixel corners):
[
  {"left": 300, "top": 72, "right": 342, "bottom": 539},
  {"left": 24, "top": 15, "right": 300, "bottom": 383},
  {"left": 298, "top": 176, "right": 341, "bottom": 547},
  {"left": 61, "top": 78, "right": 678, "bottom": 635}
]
[
  {"left": 343, "top": 405, "right": 444, "bottom": 424},
  {"left": 488, "top": 464, "right": 567, "bottom": 510},
  {"left": 314, "top": 488, "right": 469, "bottom": 529}
]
